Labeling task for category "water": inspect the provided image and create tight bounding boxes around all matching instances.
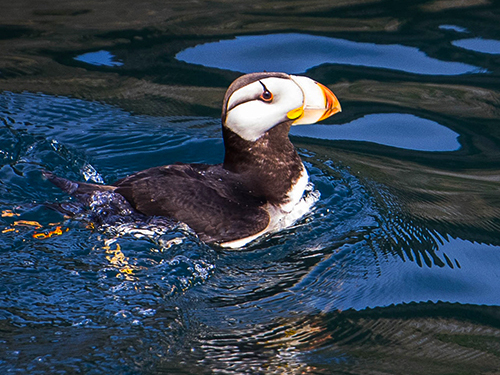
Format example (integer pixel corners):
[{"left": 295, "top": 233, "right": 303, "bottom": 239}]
[
  {"left": 74, "top": 50, "right": 124, "bottom": 67},
  {"left": 452, "top": 38, "right": 500, "bottom": 54},
  {"left": 290, "top": 113, "right": 461, "bottom": 151},
  {"left": 175, "top": 33, "right": 484, "bottom": 75},
  {"left": 2, "top": 1, "right": 500, "bottom": 374}
]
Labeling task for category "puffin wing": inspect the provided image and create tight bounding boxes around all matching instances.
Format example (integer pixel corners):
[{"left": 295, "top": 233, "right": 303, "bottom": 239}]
[{"left": 113, "top": 164, "right": 270, "bottom": 243}]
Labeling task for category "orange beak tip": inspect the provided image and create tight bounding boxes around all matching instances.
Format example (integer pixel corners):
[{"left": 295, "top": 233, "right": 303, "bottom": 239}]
[{"left": 317, "top": 83, "right": 342, "bottom": 122}]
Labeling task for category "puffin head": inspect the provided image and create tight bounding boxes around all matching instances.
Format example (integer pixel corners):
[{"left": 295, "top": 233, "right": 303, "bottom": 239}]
[{"left": 222, "top": 72, "right": 341, "bottom": 142}]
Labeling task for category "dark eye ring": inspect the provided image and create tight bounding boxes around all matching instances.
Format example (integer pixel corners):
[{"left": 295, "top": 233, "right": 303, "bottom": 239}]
[
  {"left": 259, "top": 81, "right": 273, "bottom": 102},
  {"left": 260, "top": 89, "right": 273, "bottom": 102}
]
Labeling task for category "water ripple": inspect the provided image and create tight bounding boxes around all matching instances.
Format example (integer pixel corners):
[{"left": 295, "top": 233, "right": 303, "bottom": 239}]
[{"left": 2, "top": 91, "right": 500, "bottom": 373}]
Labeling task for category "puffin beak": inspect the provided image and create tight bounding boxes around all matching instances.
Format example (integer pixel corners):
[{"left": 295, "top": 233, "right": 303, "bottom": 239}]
[{"left": 287, "top": 76, "right": 342, "bottom": 125}]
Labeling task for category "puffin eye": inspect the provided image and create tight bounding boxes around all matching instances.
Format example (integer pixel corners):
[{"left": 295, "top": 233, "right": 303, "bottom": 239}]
[
  {"left": 260, "top": 90, "right": 273, "bottom": 102},
  {"left": 259, "top": 81, "right": 273, "bottom": 102}
]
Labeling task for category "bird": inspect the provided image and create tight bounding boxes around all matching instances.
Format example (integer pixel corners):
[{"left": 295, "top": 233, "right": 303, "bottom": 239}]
[{"left": 45, "top": 72, "right": 341, "bottom": 248}]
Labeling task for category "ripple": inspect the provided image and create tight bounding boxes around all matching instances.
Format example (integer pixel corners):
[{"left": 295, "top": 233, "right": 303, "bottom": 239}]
[
  {"left": 0, "top": 91, "right": 222, "bottom": 181},
  {"left": 176, "top": 33, "right": 483, "bottom": 75},
  {"left": 2, "top": 87, "right": 500, "bottom": 374}
]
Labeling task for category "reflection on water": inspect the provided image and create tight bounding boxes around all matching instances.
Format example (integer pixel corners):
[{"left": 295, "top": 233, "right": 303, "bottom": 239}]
[
  {"left": 1, "top": 88, "right": 500, "bottom": 368},
  {"left": 452, "top": 38, "right": 500, "bottom": 54},
  {"left": 2, "top": 71, "right": 500, "bottom": 373},
  {"left": 2, "top": 0, "right": 500, "bottom": 373},
  {"left": 74, "top": 50, "right": 124, "bottom": 67},
  {"left": 439, "top": 24, "right": 469, "bottom": 33},
  {"left": 290, "top": 113, "right": 461, "bottom": 152},
  {"left": 176, "top": 33, "right": 483, "bottom": 75}
]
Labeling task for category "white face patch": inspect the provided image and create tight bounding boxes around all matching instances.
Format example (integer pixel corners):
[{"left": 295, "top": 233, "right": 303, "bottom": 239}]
[{"left": 225, "top": 77, "right": 304, "bottom": 141}]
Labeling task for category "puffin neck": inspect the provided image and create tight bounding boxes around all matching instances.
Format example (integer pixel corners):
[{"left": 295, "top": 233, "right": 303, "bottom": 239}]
[{"left": 222, "top": 122, "right": 305, "bottom": 204}]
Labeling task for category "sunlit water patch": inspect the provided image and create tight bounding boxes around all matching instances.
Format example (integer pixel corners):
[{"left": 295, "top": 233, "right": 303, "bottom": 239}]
[
  {"left": 452, "top": 38, "right": 500, "bottom": 55},
  {"left": 290, "top": 113, "right": 461, "bottom": 151},
  {"left": 74, "top": 50, "right": 123, "bottom": 67},
  {"left": 176, "top": 33, "right": 483, "bottom": 75}
]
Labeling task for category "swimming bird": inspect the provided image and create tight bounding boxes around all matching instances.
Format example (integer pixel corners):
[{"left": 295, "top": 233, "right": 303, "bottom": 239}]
[{"left": 45, "top": 72, "right": 341, "bottom": 248}]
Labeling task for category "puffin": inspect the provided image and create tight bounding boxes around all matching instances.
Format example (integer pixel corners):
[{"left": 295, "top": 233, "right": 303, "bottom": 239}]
[{"left": 45, "top": 72, "right": 341, "bottom": 248}]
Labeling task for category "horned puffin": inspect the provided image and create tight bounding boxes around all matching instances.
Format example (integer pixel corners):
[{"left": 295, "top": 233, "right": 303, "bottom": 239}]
[{"left": 45, "top": 72, "right": 341, "bottom": 248}]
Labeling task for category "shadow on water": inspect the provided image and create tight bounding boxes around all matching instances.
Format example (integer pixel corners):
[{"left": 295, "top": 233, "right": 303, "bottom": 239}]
[{"left": 2, "top": 0, "right": 500, "bottom": 373}]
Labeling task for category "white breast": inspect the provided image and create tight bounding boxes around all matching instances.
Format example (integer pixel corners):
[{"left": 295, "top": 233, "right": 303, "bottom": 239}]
[
  {"left": 281, "top": 166, "right": 310, "bottom": 213},
  {"left": 220, "top": 167, "right": 320, "bottom": 249}
]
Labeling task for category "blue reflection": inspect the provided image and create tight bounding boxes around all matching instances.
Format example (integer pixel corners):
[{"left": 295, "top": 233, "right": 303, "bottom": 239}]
[
  {"left": 176, "top": 33, "right": 482, "bottom": 75},
  {"left": 452, "top": 38, "right": 500, "bottom": 55},
  {"left": 439, "top": 25, "right": 469, "bottom": 33},
  {"left": 74, "top": 50, "right": 124, "bottom": 67},
  {"left": 290, "top": 113, "right": 460, "bottom": 152}
]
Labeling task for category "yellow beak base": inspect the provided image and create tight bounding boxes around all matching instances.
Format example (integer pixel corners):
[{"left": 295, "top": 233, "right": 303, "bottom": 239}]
[{"left": 287, "top": 107, "right": 305, "bottom": 120}]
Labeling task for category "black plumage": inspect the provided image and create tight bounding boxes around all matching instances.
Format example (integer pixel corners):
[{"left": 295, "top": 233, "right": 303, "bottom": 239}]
[
  {"left": 45, "top": 72, "right": 341, "bottom": 247},
  {"left": 113, "top": 163, "right": 269, "bottom": 243}
]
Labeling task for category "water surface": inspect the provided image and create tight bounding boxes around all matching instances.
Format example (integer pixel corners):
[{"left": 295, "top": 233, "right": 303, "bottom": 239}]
[
  {"left": 290, "top": 113, "right": 461, "bottom": 151},
  {"left": 176, "top": 33, "right": 483, "bottom": 75},
  {"left": 452, "top": 37, "right": 500, "bottom": 54},
  {"left": 2, "top": 1, "right": 500, "bottom": 374},
  {"left": 74, "top": 50, "right": 124, "bottom": 67}
]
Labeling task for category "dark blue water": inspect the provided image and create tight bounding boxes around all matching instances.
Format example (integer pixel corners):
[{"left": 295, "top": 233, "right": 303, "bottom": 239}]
[{"left": 2, "top": 1, "right": 500, "bottom": 374}]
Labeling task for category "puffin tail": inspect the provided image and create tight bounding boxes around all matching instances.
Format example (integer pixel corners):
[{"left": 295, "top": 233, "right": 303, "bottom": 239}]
[{"left": 43, "top": 171, "right": 116, "bottom": 201}]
